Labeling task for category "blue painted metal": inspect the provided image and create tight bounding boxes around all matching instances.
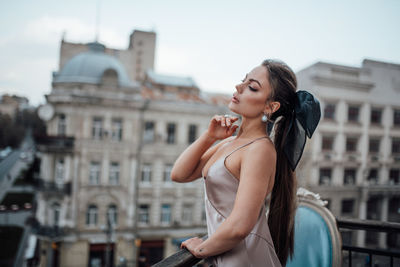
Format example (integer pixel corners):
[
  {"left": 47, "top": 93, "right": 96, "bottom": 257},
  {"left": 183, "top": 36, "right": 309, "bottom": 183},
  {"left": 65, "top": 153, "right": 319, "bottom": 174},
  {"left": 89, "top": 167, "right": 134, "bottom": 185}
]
[{"left": 287, "top": 206, "right": 333, "bottom": 267}]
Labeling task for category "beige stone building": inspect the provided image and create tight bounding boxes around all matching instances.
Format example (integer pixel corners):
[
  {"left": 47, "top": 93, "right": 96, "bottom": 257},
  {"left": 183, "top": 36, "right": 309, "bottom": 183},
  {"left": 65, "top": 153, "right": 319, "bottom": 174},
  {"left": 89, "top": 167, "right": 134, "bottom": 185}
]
[
  {"left": 36, "top": 30, "right": 229, "bottom": 267},
  {"left": 0, "top": 94, "right": 29, "bottom": 118},
  {"left": 296, "top": 59, "right": 400, "bottom": 250}
]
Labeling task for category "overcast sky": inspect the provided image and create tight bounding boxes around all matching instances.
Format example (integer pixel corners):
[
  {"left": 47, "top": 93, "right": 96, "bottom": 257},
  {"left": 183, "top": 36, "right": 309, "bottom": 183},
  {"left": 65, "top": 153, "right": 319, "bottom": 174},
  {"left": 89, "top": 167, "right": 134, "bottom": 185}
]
[{"left": 1, "top": 0, "right": 399, "bottom": 105}]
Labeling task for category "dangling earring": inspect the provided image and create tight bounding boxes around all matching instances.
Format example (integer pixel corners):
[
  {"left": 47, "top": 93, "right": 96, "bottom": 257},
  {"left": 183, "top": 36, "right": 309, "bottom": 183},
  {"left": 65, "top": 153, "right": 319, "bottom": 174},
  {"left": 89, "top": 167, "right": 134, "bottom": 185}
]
[{"left": 261, "top": 113, "right": 269, "bottom": 122}]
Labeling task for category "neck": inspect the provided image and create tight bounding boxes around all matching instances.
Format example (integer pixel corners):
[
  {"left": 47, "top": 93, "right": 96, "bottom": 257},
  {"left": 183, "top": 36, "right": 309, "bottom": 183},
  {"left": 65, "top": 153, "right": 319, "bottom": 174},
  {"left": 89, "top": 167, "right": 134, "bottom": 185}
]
[{"left": 236, "top": 116, "right": 267, "bottom": 140}]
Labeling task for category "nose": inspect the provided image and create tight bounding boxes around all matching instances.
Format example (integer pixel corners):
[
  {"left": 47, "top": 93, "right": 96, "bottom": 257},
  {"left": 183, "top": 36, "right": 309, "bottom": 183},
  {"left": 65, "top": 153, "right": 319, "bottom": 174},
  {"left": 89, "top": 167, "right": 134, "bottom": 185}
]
[{"left": 235, "top": 82, "right": 244, "bottom": 94}]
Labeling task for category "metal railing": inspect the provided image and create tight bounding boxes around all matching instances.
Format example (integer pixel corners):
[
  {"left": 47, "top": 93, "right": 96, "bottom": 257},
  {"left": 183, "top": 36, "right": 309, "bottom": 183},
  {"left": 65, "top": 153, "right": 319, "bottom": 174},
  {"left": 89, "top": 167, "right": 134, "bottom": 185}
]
[
  {"left": 34, "top": 179, "right": 71, "bottom": 195},
  {"left": 35, "top": 135, "right": 74, "bottom": 152},
  {"left": 337, "top": 218, "right": 400, "bottom": 267},
  {"left": 152, "top": 236, "right": 207, "bottom": 267},
  {"left": 152, "top": 219, "right": 400, "bottom": 267}
]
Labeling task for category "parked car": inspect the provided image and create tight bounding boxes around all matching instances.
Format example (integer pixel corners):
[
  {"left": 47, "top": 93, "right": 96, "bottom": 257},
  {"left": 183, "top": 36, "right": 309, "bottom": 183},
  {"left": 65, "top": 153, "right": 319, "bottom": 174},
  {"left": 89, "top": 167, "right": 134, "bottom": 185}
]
[
  {"left": 0, "top": 147, "right": 12, "bottom": 160},
  {"left": 19, "top": 152, "right": 27, "bottom": 160}
]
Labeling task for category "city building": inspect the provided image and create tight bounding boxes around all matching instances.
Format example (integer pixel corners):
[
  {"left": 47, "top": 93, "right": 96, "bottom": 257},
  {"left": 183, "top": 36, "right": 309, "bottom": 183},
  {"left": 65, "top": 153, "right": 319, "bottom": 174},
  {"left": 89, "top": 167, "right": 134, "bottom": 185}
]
[
  {"left": 296, "top": 59, "right": 400, "bottom": 249},
  {"left": 35, "top": 30, "right": 229, "bottom": 267},
  {"left": 0, "top": 94, "right": 29, "bottom": 119}
]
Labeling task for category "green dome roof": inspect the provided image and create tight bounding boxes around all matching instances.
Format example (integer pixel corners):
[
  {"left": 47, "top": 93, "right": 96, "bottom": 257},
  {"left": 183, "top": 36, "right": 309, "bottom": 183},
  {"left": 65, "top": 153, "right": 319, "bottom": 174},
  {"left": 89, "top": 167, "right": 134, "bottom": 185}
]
[{"left": 53, "top": 42, "right": 136, "bottom": 88}]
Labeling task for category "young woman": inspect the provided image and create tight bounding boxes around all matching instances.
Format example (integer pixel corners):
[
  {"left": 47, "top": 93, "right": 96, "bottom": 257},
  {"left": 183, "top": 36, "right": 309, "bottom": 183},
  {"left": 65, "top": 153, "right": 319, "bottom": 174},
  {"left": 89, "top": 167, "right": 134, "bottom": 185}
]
[{"left": 171, "top": 59, "right": 320, "bottom": 266}]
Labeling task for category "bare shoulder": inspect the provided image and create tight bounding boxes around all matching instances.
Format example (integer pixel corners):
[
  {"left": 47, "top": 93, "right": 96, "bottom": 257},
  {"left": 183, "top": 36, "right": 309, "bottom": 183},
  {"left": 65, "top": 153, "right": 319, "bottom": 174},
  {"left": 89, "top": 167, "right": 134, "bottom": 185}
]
[{"left": 243, "top": 137, "right": 276, "bottom": 165}]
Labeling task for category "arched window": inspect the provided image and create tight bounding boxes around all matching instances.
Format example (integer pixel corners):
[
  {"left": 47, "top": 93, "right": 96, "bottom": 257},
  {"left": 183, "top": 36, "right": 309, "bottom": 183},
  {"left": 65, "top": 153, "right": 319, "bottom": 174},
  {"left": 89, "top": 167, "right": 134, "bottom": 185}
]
[
  {"left": 107, "top": 204, "right": 118, "bottom": 226},
  {"left": 86, "top": 205, "right": 98, "bottom": 226},
  {"left": 102, "top": 69, "right": 118, "bottom": 86}
]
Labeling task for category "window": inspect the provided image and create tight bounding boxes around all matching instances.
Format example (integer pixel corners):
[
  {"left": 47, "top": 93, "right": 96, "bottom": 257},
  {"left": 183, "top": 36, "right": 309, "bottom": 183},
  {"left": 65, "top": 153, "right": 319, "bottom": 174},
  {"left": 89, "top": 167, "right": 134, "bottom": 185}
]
[
  {"left": 321, "top": 136, "right": 334, "bottom": 151},
  {"left": 92, "top": 117, "right": 103, "bottom": 140},
  {"left": 86, "top": 205, "right": 98, "bottom": 226},
  {"left": 389, "top": 197, "right": 400, "bottom": 215},
  {"left": 392, "top": 138, "right": 400, "bottom": 154},
  {"left": 182, "top": 204, "right": 193, "bottom": 224},
  {"left": 89, "top": 162, "right": 101, "bottom": 185},
  {"left": 139, "top": 204, "right": 150, "bottom": 224},
  {"left": 141, "top": 164, "right": 152, "bottom": 183},
  {"left": 341, "top": 199, "right": 355, "bottom": 215},
  {"left": 319, "top": 168, "right": 332, "bottom": 185},
  {"left": 369, "top": 138, "right": 380, "bottom": 153},
  {"left": 161, "top": 204, "right": 172, "bottom": 225},
  {"left": 393, "top": 109, "right": 400, "bottom": 127},
  {"left": 58, "top": 114, "right": 66, "bottom": 136},
  {"left": 346, "top": 137, "right": 358, "bottom": 152},
  {"left": 111, "top": 118, "right": 123, "bottom": 141},
  {"left": 107, "top": 204, "right": 118, "bottom": 226},
  {"left": 386, "top": 197, "right": 400, "bottom": 248},
  {"left": 370, "top": 108, "right": 382, "bottom": 124},
  {"left": 188, "top": 124, "right": 197, "bottom": 144},
  {"left": 163, "top": 164, "right": 173, "bottom": 183},
  {"left": 368, "top": 169, "right": 378, "bottom": 185},
  {"left": 324, "top": 103, "right": 336, "bottom": 120},
  {"left": 143, "top": 121, "right": 155, "bottom": 143},
  {"left": 348, "top": 105, "right": 360, "bottom": 122},
  {"left": 389, "top": 169, "right": 399, "bottom": 185},
  {"left": 55, "top": 158, "right": 65, "bottom": 185},
  {"left": 51, "top": 203, "right": 60, "bottom": 226},
  {"left": 388, "top": 197, "right": 400, "bottom": 248},
  {"left": 344, "top": 169, "right": 356, "bottom": 185},
  {"left": 166, "top": 123, "right": 176, "bottom": 144},
  {"left": 109, "top": 162, "right": 120, "bottom": 185}
]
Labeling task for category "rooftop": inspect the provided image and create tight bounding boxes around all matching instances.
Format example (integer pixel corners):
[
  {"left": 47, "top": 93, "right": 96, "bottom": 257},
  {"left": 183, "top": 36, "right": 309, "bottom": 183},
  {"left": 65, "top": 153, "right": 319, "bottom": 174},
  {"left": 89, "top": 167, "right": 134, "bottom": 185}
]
[{"left": 53, "top": 42, "right": 137, "bottom": 88}]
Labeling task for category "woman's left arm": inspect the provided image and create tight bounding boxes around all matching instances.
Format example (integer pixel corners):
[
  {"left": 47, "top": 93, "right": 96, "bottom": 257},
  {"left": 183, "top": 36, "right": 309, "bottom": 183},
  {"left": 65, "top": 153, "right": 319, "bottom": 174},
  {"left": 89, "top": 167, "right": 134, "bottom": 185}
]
[{"left": 181, "top": 140, "right": 276, "bottom": 258}]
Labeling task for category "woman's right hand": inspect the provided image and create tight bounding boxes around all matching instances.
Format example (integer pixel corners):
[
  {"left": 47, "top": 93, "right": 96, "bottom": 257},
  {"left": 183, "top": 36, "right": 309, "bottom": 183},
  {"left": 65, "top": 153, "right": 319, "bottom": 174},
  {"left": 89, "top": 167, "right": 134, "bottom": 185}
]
[{"left": 206, "top": 115, "right": 239, "bottom": 140}]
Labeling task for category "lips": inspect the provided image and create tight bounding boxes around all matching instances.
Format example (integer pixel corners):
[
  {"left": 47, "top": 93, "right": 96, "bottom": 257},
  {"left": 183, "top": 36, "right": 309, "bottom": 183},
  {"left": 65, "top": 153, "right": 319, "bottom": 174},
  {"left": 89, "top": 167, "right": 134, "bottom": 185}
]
[{"left": 231, "top": 96, "right": 239, "bottom": 103}]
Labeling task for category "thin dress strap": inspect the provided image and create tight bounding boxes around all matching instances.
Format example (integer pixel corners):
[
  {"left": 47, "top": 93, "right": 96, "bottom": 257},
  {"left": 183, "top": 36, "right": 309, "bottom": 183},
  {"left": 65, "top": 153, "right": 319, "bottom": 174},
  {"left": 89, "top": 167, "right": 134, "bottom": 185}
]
[{"left": 225, "top": 136, "right": 269, "bottom": 160}]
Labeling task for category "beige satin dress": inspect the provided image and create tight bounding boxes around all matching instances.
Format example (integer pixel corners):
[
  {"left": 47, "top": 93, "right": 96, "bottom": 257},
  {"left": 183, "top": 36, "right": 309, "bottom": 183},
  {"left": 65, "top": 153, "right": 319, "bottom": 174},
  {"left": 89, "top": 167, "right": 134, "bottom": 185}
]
[{"left": 203, "top": 137, "right": 281, "bottom": 267}]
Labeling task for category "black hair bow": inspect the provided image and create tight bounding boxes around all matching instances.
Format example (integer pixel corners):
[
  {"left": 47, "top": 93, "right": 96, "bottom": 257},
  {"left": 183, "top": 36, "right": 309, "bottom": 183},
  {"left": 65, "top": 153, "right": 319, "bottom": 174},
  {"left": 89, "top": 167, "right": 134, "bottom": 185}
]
[{"left": 283, "top": 90, "right": 321, "bottom": 171}]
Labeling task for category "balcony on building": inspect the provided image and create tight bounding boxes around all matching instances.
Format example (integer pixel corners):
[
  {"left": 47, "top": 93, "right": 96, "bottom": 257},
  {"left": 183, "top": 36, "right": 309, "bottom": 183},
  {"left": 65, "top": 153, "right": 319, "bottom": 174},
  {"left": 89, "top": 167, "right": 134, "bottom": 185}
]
[
  {"left": 35, "top": 178, "right": 71, "bottom": 195},
  {"left": 390, "top": 153, "right": 400, "bottom": 164},
  {"left": 368, "top": 153, "right": 382, "bottom": 163},
  {"left": 35, "top": 135, "right": 75, "bottom": 153}
]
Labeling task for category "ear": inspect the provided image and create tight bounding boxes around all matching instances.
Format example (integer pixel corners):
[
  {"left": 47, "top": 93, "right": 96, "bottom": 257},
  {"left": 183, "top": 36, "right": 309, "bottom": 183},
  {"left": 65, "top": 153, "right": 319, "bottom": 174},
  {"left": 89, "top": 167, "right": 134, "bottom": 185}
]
[{"left": 264, "top": 101, "right": 280, "bottom": 114}]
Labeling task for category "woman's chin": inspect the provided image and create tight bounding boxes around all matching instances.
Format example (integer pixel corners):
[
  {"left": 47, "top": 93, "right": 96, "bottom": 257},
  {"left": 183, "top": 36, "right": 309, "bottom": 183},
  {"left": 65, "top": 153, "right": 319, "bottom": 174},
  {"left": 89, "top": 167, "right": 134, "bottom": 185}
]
[{"left": 228, "top": 103, "right": 239, "bottom": 114}]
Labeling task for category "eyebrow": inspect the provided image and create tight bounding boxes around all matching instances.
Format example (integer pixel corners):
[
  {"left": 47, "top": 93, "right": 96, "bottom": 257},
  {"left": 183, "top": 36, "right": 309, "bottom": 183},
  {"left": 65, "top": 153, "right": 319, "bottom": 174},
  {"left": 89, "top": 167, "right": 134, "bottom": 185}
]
[
  {"left": 249, "top": 78, "right": 262, "bottom": 88},
  {"left": 244, "top": 73, "right": 262, "bottom": 88}
]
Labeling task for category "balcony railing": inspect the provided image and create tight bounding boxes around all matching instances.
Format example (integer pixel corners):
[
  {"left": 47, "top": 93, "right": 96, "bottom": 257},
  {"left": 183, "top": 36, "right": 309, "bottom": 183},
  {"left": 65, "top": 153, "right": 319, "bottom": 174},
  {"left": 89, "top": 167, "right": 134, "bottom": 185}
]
[
  {"left": 152, "top": 236, "right": 207, "bottom": 267},
  {"left": 26, "top": 217, "right": 66, "bottom": 239},
  {"left": 337, "top": 218, "right": 400, "bottom": 267},
  {"left": 34, "top": 179, "right": 71, "bottom": 195},
  {"left": 35, "top": 135, "right": 74, "bottom": 152},
  {"left": 152, "top": 219, "right": 400, "bottom": 267}
]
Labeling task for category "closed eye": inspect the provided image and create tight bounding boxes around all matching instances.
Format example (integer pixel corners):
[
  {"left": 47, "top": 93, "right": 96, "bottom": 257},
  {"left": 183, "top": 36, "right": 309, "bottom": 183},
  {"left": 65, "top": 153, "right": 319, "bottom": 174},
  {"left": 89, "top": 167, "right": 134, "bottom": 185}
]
[{"left": 249, "top": 86, "right": 258, "bottom": 92}]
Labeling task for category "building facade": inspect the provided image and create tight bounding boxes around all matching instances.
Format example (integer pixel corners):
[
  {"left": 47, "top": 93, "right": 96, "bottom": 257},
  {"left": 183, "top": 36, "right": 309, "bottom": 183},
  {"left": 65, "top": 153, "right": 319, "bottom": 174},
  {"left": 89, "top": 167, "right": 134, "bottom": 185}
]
[
  {"left": 296, "top": 59, "right": 400, "bottom": 249},
  {"left": 36, "top": 31, "right": 229, "bottom": 267},
  {"left": 0, "top": 94, "right": 29, "bottom": 119}
]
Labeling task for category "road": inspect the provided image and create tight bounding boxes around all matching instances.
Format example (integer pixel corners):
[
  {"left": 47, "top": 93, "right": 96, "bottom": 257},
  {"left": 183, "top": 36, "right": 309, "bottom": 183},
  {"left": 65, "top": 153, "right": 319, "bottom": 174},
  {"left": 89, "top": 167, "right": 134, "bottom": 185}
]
[
  {"left": 0, "top": 133, "right": 35, "bottom": 202},
  {"left": 0, "top": 149, "right": 22, "bottom": 182}
]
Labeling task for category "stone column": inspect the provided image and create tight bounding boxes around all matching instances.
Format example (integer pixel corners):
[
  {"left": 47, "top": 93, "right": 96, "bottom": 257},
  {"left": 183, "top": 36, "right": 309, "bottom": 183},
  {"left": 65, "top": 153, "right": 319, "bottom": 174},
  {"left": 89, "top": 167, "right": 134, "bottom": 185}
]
[
  {"left": 357, "top": 188, "right": 368, "bottom": 246},
  {"left": 379, "top": 196, "right": 389, "bottom": 248}
]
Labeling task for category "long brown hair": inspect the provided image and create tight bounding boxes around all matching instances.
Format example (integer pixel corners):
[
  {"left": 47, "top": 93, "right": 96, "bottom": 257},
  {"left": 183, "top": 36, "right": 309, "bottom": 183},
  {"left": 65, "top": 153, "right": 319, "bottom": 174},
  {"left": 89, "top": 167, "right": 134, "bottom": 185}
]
[{"left": 262, "top": 59, "right": 297, "bottom": 266}]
